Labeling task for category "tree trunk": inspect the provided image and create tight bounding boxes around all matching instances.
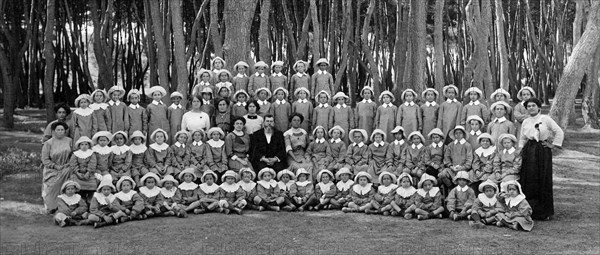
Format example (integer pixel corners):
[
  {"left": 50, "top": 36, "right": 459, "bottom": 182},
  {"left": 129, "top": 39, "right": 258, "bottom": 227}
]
[
  {"left": 170, "top": 0, "right": 189, "bottom": 100},
  {"left": 581, "top": 42, "right": 600, "bottom": 130},
  {"left": 0, "top": 49, "right": 15, "bottom": 128},
  {"left": 42, "top": 0, "right": 56, "bottom": 123},
  {"left": 549, "top": 1, "right": 600, "bottom": 130},
  {"left": 148, "top": 0, "right": 171, "bottom": 97},
  {"left": 495, "top": 0, "right": 509, "bottom": 90},
  {"left": 209, "top": 0, "right": 223, "bottom": 57},
  {"left": 258, "top": 0, "right": 272, "bottom": 63},
  {"left": 309, "top": 0, "right": 321, "bottom": 60},
  {"left": 433, "top": 0, "right": 445, "bottom": 93},
  {"left": 89, "top": 0, "right": 115, "bottom": 89},
  {"left": 143, "top": 0, "right": 158, "bottom": 89},
  {"left": 222, "top": 0, "right": 259, "bottom": 64},
  {"left": 361, "top": 0, "right": 380, "bottom": 95}
]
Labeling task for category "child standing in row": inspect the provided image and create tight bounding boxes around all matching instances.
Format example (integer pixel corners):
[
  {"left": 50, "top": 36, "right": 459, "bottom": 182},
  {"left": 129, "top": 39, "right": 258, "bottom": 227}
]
[
  {"left": 437, "top": 85, "right": 462, "bottom": 140},
  {"left": 72, "top": 94, "right": 97, "bottom": 144},
  {"left": 355, "top": 86, "right": 377, "bottom": 137},
  {"left": 312, "top": 91, "right": 333, "bottom": 134},
  {"left": 290, "top": 60, "right": 310, "bottom": 95},
  {"left": 90, "top": 89, "right": 110, "bottom": 132},
  {"left": 311, "top": 58, "right": 334, "bottom": 98},
  {"left": 327, "top": 126, "right": 347, "bottom": 172},
  {"left": 420, "top": 88, "right": 439, "bottom": 144},
  {"left": 271, "top": 88, "right": 292, "bottom": 132},
  {"left": 375, "top": 91, "right": 397, "bottom": 143},
  {"left": 168, "top": 92, "right": 185, "bottom": 143},
  {"left": 248, "top": 61, "right": 270, "bottom": 97},
  {"left": 292, "top": 88, "right": 313, "bottom": 132},
  {"left": 397, "top": 89, "right": 422, "bottom": 136},
  {"left": 269, "top": 61, "right": 287, "bottom": 92},
  {"left": 461, "top": 87, "right": 490, "bottom": 129},
  {"left": 146, "top": 86, "right": 170, "bottom": 141},
  {"left": 233, "top": 61, "right": 250, "bottom": 92},
  {"left": 332, "top": 92, "right": 354, "bottom": 145},
  {"left": 69, "top": 136, "right": 97, "bottom": 204},
  {"left": 126, "top": 89, "right": 148, "bottom": 137},
  {"left": 107, "top": 86, "right": 127, "bottom": 133}
]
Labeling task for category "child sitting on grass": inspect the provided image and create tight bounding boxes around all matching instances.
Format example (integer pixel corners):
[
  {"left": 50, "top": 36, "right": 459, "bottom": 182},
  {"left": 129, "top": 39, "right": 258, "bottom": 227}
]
[
  {"left": 113, "top": 176, "right": 144, "bottom": 222},
  {"left": 255, "top": 168, "right": 284, "bottom": 212},
  {"left": 469, "top": 180, "right": 500, "bottom": 228},
  {"left": 55, "top": 181, "right": 89, "bottom": 227},
  {"left": 159, "top": 175, "right": 187, "bottom": 218},
  {"left": 138, "top": 173, "right": 164, "bottom": 219},
  {"left": 342, "top": 172, "right": 374, "bottom": 213},
  {"left": 495, "top": 180, "right": 534, "bottom": 232},
  {"left": 390, "top": 173, "right": 417, "bottom": 219},
  {"left": 192, "top": 170, "right": 221, "bottom": 214},
  {"left": 446, "top": 171, "right": 476, "bottom": 221},
  {"left": 414, "top": 174, "right": 444, "bottom": 220},
  {"left": 332, "top": 168, "right": 354, "bottom": 210},
  {"left": 369, "top": 171, "right": 398, "bottom": 215},
  {"left": 218, "top": 170, "right": 245, "bottom": 215}
]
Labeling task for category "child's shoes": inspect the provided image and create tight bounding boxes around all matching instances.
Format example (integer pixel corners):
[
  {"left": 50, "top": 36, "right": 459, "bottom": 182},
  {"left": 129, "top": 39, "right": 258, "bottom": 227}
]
[{"left": 404, "top": 213, "right": 413, "bottom": 219}]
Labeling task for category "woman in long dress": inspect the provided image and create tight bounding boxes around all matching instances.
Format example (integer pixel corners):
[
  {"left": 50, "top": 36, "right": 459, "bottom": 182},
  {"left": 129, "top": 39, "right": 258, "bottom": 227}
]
[
  {"left": 181, "top": 95, "right": 211, "bottom": 134},
  {"left": 225, "top": 117, "right": 253, "bottom": 172},
  {"left": 41, "top": 122, "right": 73, "bottom": 214},
  {"left": 284, "top": 113, "right": 314, "bottom": 181},
  {"left": 518, "top": 98, "right": 564, "bottom": 220}
]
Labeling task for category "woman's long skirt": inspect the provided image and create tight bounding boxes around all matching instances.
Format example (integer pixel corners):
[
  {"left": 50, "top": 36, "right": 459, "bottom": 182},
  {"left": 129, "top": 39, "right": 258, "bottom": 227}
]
[{"left": 520, "top": 140, "right": 554, "bottom": 220}]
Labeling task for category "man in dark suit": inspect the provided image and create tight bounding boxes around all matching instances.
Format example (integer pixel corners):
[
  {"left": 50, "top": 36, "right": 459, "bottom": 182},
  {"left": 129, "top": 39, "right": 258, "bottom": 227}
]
[{"left": 250, "top": 114, "right": 288, "bottom": 172}]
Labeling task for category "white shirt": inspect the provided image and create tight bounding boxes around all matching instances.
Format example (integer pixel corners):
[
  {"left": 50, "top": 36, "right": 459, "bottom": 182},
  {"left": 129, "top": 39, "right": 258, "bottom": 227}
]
[
  {"left": 109, "top": 100, "right": 121, "bottom": 106},
  {"left": 315, "top": 138, "right": 325, "bottom": 144},
  {"left": 298, "top": 99, "right": 308, "bottom": 104},
  {"left": 361, "top": 99, "right": 373, "bottom": 104},
  {"left": 382, "top": 103, "right": 393, "bottom": 108},
  {"left": 373, "top": 141, "right": 384, "bottom": 147},
  {"left": 336, "top": 104, "right": 347, "bottom": 109},
  {"left": 353, "top": 142, "right": 365, "bottom": 148},
  {"left": 318, "top": 103, "right": 329, "bottom": 108},
  {"left": 469, "top": 100, "right": 481, "bottom": 106},
  {"left": 404, "top": 102, "right": 415, "bottom": 106},
  {"left": 446, "top": 99, "right": 458, "bottom": 103},
  {"left": 272, "top": 72, "right": 283, "bottom": 77},
  {"left": 275, "top": 99, "right": 286, "bottom": 105},
  {"left": 129, "top": 104, "right": 140, "bottom": 109},
  {"left": 330, "top": 138, "right": 341, "bottom": 143},
  {"left": 454, "top": 139, "right": 467, "bottom": 145},
  {"left": 255, "top": 72, "right": 266, "bottom": 77},
  {"left": 470, "top": 130, "right": 482, "bottom": 136},
  {"left": 181, "top": 111, "right": 211, "bottom": 133},
  {"left": 425, "top": 101, "right": 437, "bottom": 107},
  {"left": 317, "top": 70, "right": 328, "bottom": 75},
  {"left": 296, "top": 72, "right": 306, "bottom": 77},
  {"left": 170, "top": 104, "right": 183, "bottom": 109},
  {"left": 431, "top": 142, "right": 444, "bottom": 148},
  {"left": 152, "top": 100, "right": 163, "bottom": 105}
]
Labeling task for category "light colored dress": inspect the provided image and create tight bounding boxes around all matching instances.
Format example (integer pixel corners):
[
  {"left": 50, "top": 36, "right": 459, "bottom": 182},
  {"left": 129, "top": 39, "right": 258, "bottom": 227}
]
[
  {"left": 355, "top": 99, "right": 377, "bottom": 137},
  {"left": 284, "top": 128, "right": 314, "bottom": 180},
  {"left": 41, "top": 137, "right": 73, "bottom": 211},
  {"left": 375, "top": 103, "right": 397, "bottom": 143}
]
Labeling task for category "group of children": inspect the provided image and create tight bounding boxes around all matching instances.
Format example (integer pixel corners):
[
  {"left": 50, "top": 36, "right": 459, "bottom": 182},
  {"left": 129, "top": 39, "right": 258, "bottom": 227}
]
[{"left": 53, "top": 56, "right": 537, "bottom": 231}]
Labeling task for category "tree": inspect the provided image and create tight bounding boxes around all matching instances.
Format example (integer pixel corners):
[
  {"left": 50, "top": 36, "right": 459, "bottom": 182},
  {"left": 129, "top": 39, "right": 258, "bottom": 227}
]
[
  {"left": 549, "top": 1, "right": 600, "bottom": 130},
  {"left": 432, "top": 0, "right": 444, "bottom": 99},
  {"left": 170, "top": 0, "right": 189, "bottom": 101},
  {"left": 43, "top": 0, "right": 56, "bottom": 123},
  {"left": 222, "top": 0, "right": 259, "bottom": 65}
]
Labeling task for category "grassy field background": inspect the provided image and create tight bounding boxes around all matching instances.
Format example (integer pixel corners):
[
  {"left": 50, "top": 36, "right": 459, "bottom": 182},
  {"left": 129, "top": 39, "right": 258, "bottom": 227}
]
[{"left": 0, "top": 107, "right": 598, "bottom": 254}]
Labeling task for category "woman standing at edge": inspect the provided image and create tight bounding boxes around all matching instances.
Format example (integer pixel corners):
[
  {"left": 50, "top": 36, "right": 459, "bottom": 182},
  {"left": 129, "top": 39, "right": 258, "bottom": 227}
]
[
  {"left": 41, "top": 121, "right": 73, "bottom": 214},
  {"left": 518, "top": 98, "right": 564, "bottom": 220}
]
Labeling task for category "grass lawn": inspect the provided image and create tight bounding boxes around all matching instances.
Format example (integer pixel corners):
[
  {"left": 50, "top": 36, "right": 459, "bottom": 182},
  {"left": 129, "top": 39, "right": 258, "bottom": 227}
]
[{"left": 1, "top": 108, "right": 599, "bottom": 254}]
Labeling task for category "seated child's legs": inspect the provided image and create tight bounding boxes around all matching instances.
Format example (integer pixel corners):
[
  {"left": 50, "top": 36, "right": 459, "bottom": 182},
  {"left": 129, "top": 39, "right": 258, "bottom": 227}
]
[{"left": 87, "top": 214, "right": 101, "bottom": 222}]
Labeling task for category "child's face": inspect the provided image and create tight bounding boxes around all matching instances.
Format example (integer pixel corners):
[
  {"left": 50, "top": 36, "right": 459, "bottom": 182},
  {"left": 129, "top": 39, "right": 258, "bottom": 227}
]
[
  {"left": 469, "top": 120, "right": 481, "bottom": 131},
  {"left": 275, "top": 91, "right": 285, "bottom": 100},
  {"left": 98, "top": 137, "right": 110, "bottom": 147},
  {"left": 237, "top": 66, "right": 247, "bottom": 73},
  {"left": 321, "top": 174, "right": 330, "bottom": 183},
  {"left": 358, "top": 176, "right": 368, "bottom": 185},
  {"left": 237, "top": 94, "right": 247, "bottom": 102},
  {"left": 177, "top": 134, "right": 188, "bottom": 144},
  {"left": 247, "top": 103, "right": 257, "bottom": 114},
  {"left": 111, "top": 91, "right": 121, "bottom": 101},
  {"left": 297, "top": 91, "right": 307, "bottom": 100},
  {"left": 256, "top": 67, "right": 265, "bottom": 74},
  {"left": 201, "top": 73, "right": 210, "bottom": 81},
  {"left": 296, "top": 64, "right": 305, "bottom": 73},
  {"left": 152, "top": 91, "right": 163, "bottom": 101},
  {"left": 226, "top": 176, "right": 236, "bottom": 184},
  {"left": 155, "top": 132, "right": 166, "bottom": 144},
  {"left": 219, "top": 88, "right": 229, "bottom": 97},
  {"left": 382, "top": 175, "right": 392, "bottom": 186},
  {"left": 411, "top": 136, "right": 422, "bottom": 144},
  {"left": 483, "top": 186, "right": 495, "bottom": 198},
  {"left": 258, "top": 91, "right": 268, "bottom": 100},
  {"left": 217, "top": 100, "right": 228, "bottom": 112},
  {"left": 211, "top": 132, "right": 220, "bottom": 141},
  {"left": 273, "top": 66, "right": 283, "bottom": 73},
  {"left": 145, "top": 178, "right": 156, "bottom": 189},
  {"left": 373, "top": 134, "right": 383, "bottom": 143},
  {"left": 219, "top": 73, "right": 229, "bottom": 82},
  {"left": 331, "top": 130, "right": 341, "bottom": 139},
  {"left": 457, "top": 179, "right": 468, "bottom": 187},
  {"left": 213, "top": 60, "right": 223, "bottom": 69},
  {"left": 315, "top": 129, "right": 325, "bottom": 139},
  {"left": 132, "top": 137, "right": 143, "bottom": 145},
  {"left": 394, "top": 132, "right": 404, "bottom": 141},
  {"left": 340, "top": 173, "right": 350, "bottom": 181},
  {"left": 425, "top": 91, "right": 436, "bottom": 102},
  {"left": 93, "top": 92, "right": 104, "bottom": 103},
  {"left": 298, "top": 174, "right": 307, "bottom": 182},
  {"left": 183, "top": 173, "right": 194, "bottom": 183},
  {"left": 129, "top": 94, "right": 140, "bottom": 104},
  {"left": 480, "top": 138, "right": 491, "bottom": 149},
  {"left": 446, "top": 89, "right": 456, "bottom": 99},
  {"left": 454, "top": 130, "right": 465, "bottom": 140},
  {"left": 79, "top": 99, "right": 90, "bottom": 108},
  {"left": 495, "top": 94, "right": 506, "bottom": 102},
  {"left": 79, "top": 142, "right": 90, "bottom": 151},
  {"left": 242, "top": 172, "right": 252, "bottom": 182},
  {"left": 336, "top": 97, "right": 346, "bottom": 105},
  {"left": 121, "top": 181, "right": 132, "bottom": 192},
  {"left": 234, "top": 120, "right": 244, "bottom": 131},
  {"left": 318, "top": 94, "right": 328, "bottom": 103},
  {"left": 431, "top": 134, "right": 442, "bottom": 143},
  {"left": 521, "top": 90, "right": 532, "bottom": 101},
  {"left": 404, "top": 93, "right": 414, "bottom": 102},
  {"left": 422, "top": 180, "right": 433, "bottom": 191},
  {"left": 56, "top": 107, "right": 68, "bottom": 120},
  {"left": 352, "top": 133, "right": 363, "bottom": 143},
  {"left": 114, "top": 134, "right": 125, "bottom": 146},
  {"left": 502, "top": 139, "right": 514, "bottom": 149},
  {"left": 318, "top": 63, "right": 328, "bottom": 70},
  {"left": 400, "top": 177, "right": 411, "bottom": 188},
  {"left": 204, "top": 175, "right": 215, "bottom": 185},
  {"left": 362, "top": 90, "right": 372, "bottom": 99},
  {"left": 164, "top": 181, "right": 174, "bottom": 189},
  {"left": 281, "top": 174, "right": 290, "bottom": 183},
  {"left": 290, "top": 116, "right": 302, "bottom": 128},
  {"left": 172, "top": 96, "right": 182, "bottom": 105},
  {"left": 507, "top": 185, "right": 519, "bottom": 197},
  {"left": 262, "top": 172, "right": 272, "bottom": 182},
  {"left": 202, "top": 93, "right": 212, "bottom": 100},
  {"left": 101, "top": 186, "right": 112, "bottom": 196},
  {"left": 494, "top": 106, "right": 507, "bottom": 118},
  {"left": 382, "top": 95, "right": 391, "bottom": 104},
  {"left": 65, "top": 186, "right": 76, "bottom": 196},
  {"left": 469, "top": 92, "right": 479, "bottom": 101},
  {"left": 193, "top": 132, "right": 203, "bottom": 142}
]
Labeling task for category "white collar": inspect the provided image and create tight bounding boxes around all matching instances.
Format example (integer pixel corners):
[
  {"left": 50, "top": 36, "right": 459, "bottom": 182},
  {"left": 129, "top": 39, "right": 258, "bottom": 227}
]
[
  {"left": 378, "top": 184, "right": 398, "bottom": 194},
  {"left": 257, "top": 180, "right": 278, "bottom": 188},
  {"left": 111, "top": 145, "right": 130, "bottom": 155},
  {"left": 469, "top": 100, "right": 480, "bottom": 106},
  {"left": 207, "top": 139, "right": 224, "bottom": 147},
  {"left": 174, "top": 142, "right": 185, "bottom": 148},
  {"left": 294, "top": 180, "right": 311, "bottom": 187},
  {"left": 235, "top": 73, "right": 247, "bottom": 78},
  {"left": 200, "top": 81, "right": 211, "bottom": 85},
  {"left": 317, "top": 182, "right": 333, "bottom": 192},
  {"left": 505, "top": 194, "right": 526, "bottom": 208},
  {"left": 220, "top": 182, "right": 241, "bottom": 192},
  {"left": 275, "top": 99, "right": 286, "bottom": 105},
  {"left": 108, "top": 100, "right": 121, "bottom": 106},
  {"left": 336, "top": 180, "right": 354, "bottom": 191},
  {"left": 130, "top": 144, "right": 147, "bottom": 154},
  {"left": 93, "top": 192, "right": 116, "bottom": 205},
  {"left": 152, "top": 100, "right": 163, "bottom": 105},
  {"left": 373, "top": 141, "right": 385, "bottom": 147},
  {"left": 257, "top": 100, "right": 268, "bottom": 105},
  {"left": 170, "top": 103, "right": 183, "bottom": 109},
  {"left": 476, "top": 146, "right": 496, "bottom": 157},
  {"left": 382, "top": 103, "right": 393, "bottom": 108},
  {"left": 315, "top": 138, "right": 326, "bottom": 144},
  {"left": 178, "top": 182, "right": 198, "bottom": 191},
  {"left": 90, "top": 103, "right": 108, "bottom": 110},
  {"left": 160, "top": 187, "right": 177, "bottom": 198},
  {"left": 361, "top": 99, "right": 373, "bottom": 104},
  {"left": 149, "top": 143, "right": 169, "bottom": 152},
  {"left": 396, "top": 186, "right": 417, "bottom": 198},
  {"left": 295, "top": 72, "right": 306, "bottom": 77},
  {"left": 129, "top": 104, "right": 140, "bottom": 109},
  {"left": 411, "top": 143, "right": 423, "bottom": 149},
  {"left": 74, "top": 107, "right": 94, "bottom": 116},
  {"left": 478, "top": 193, "right": 498, "bottom": 207},
  {"left": 417, "top": 187, "right": 440, "bottom": 197},
  {"left": 431, "top": 142, "right": 444, "bottom": 148},
  {"left": 319, "top": 103, "right": 329, "bottom": 108},
  {"left": 470, "top": 130, "right": 482, "bottom": 136},
  {"left": 192, "top": 141, "right": 203, "bottom": 146},
  {"left": 297, "top": 99, "right": 308, "bottom": 104},
  {"left": 330, "top": 138, "right": 341, "bottom": 143},
  {"left": 425, "top": 101, "right": 437, "bottom": 107},
  {"left": 93, "top": 145, "right": 112, "bottom": 155},
  {"left": 446, "top": 99, "right": 458, "bottom": 103},
  {"left": 454, "top": 139, "right": 467, "bottom": 145},
  {"left": 73, "top": 150, "right": 93, "bottom": 159},
  {"left": 58, "top": 194, "right": 82, "bottom": 206},
  {"left": 238, "top": 181, "right": 256, "bottom": 191},
  {"left": 393, "top": 140, "right": 405, "bottom": 146},
  {"left": 352, "top": 183, "right": 373, "bottom": 195},
  {"left": 336, "top": 104, "right": 347, "bottom": 109},
  {"left": 456, "top": 185, "right": 469, "bottom": 192},
  {"left": 115, "top": 190, "right": 137, "bottom": 201},
  {"left": 272, "top": 72, "right": 283, "bottom": 77},
  {"left": 404, "top": 102, "right": 415, "bottom": 106},
  {"left": 503, "top": 147, "right": 516, "bottom": 154},
  {"left": 254, "top": 72, "right": 266, "bottom": 77},
  {"left": 494, "top": 117, "right": 507, "bottom": 123},
  {"left": 278, "top": 180, "right": 295, "bottom": 191},
  {"left": 202, "top": 99, "right": 211, "bottom": 104},
  {"left": 236, "top": 102, "right": 247, "bottom": 107},
  {"left": 317, "top": 70, "right": 328, "bottom": 75},
  {"left": 353, "top": 142, "right": 365, "bottom": 148},
  {"left": 139, "top": 186, "right": 161, "bottom": 197},
  {"left": 199, "top": 183, "right": 219, "bottom": 193}
]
